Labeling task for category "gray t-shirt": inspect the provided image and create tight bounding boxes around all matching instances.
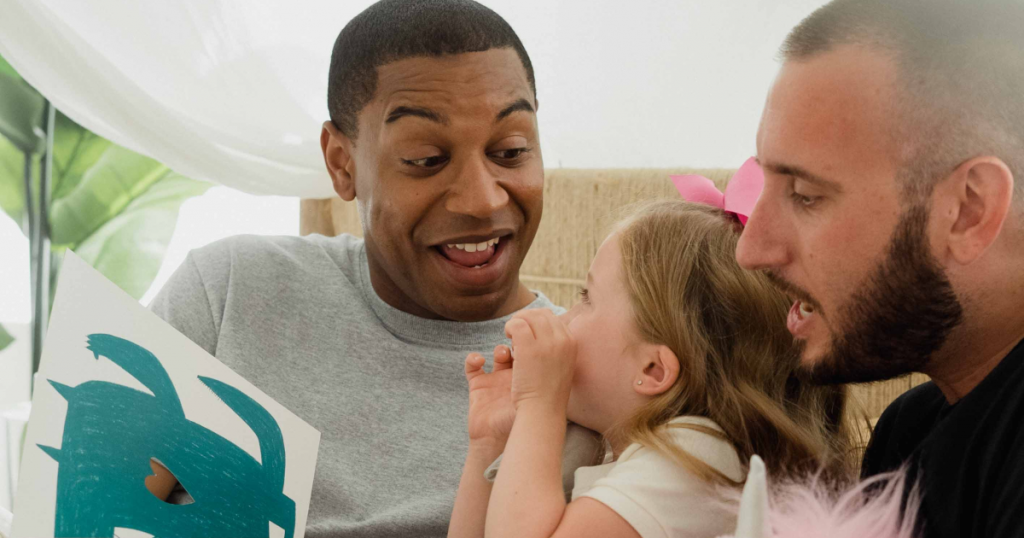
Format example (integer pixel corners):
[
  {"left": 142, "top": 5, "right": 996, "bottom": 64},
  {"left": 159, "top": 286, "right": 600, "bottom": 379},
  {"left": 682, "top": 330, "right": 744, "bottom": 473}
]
[{"left": 149, "top": 233, "right": 561, "bottom": 538}]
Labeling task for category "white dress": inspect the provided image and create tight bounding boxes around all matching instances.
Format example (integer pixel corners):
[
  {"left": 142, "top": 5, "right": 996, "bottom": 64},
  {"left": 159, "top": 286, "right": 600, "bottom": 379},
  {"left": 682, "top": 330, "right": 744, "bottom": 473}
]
[{"left": 572, "top": 416, "right": 744, "bottom": 538}]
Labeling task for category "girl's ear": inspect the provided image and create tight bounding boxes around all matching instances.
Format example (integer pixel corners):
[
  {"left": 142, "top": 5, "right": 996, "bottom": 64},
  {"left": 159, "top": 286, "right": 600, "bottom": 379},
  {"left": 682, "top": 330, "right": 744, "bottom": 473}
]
[{"left": 634, "top": 345, "right": 680, "bottom": 396}]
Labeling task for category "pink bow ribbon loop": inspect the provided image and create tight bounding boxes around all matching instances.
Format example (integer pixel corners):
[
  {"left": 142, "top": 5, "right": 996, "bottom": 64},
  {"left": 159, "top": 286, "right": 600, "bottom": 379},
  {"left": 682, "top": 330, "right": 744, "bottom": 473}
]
[{"left": 670, "top": 157, "right": 765, "bottom": 225}]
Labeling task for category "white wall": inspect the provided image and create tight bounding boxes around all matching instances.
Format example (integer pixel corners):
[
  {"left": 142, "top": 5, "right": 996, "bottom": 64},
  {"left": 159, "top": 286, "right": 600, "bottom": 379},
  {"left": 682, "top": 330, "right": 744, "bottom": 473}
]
[{"left": 507, "top": 0, "right": 829, "bottom": 169}]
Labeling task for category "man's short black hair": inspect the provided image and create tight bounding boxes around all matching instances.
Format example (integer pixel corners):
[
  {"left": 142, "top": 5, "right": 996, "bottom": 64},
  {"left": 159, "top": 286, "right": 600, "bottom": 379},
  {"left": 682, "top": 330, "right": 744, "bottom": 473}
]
[
  {"left": 782, "top": 0, "right": 1024, "bottom": 202},
  {"left": 327, "top": 0, "right": 536, "bottom": 139}
]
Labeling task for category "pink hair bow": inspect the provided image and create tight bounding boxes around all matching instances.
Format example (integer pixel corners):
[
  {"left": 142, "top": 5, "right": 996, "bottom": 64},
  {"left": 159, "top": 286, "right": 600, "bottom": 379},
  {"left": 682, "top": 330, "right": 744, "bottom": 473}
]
[{"left": 670, "top": 157, "right": 764, "bottom": 225}]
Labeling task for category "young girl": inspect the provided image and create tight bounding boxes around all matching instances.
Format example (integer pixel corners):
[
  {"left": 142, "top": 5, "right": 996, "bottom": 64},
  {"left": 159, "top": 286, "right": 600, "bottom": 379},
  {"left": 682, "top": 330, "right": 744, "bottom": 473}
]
[{"left": 449, "top": 200, "right": 852, "bottom": 538}]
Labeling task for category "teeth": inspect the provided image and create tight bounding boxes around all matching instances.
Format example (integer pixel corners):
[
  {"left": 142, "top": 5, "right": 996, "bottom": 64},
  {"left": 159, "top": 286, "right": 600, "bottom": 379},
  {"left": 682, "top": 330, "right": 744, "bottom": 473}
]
[{"left": 446, "top": 237, "right": 501, "bottom": 252}]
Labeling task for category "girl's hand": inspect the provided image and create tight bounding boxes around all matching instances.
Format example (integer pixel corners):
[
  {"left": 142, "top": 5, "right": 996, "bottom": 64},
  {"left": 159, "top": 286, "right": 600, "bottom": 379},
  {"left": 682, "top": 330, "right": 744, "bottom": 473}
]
[
  {"left": 504, "top": 309, "right": 577, "bottom": 411},
  {"left": 464, "top": 345, "right": 517, "bottom": 447}
]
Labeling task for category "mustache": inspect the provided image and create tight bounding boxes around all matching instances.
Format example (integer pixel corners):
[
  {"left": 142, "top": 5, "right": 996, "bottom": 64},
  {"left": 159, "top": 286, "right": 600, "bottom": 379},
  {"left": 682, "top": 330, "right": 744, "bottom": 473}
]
[{"left": 763, "top": 270, "right": 822, "bottom": 311}]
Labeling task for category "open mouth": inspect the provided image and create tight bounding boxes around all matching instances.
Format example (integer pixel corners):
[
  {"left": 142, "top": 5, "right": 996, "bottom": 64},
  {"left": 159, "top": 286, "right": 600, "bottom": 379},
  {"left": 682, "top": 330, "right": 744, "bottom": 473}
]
[
  {"left": 787, "top": 299, "right": 820, "bottom": 338},
  {"left": 435, "top": 235, "right": 509, "bottom": 269},
  {"left": 795, "top": 300, "right": 816, "bottom": 320}
]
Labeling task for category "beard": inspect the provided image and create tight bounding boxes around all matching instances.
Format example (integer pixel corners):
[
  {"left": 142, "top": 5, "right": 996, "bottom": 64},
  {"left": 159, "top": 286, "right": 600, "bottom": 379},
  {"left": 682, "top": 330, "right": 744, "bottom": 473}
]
[{"left": 790, "top": 203, "right": 964, "bottom": 385}]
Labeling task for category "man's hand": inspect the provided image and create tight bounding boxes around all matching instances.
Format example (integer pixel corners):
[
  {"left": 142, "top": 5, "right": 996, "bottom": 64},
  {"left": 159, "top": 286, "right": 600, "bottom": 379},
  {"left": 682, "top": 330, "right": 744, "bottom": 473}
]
[
  {"left": 464, "top": 345, "right": 517, "bottom": 447},
  {"left": 504, "top": 309, "right": 577, "bottom": 412}
]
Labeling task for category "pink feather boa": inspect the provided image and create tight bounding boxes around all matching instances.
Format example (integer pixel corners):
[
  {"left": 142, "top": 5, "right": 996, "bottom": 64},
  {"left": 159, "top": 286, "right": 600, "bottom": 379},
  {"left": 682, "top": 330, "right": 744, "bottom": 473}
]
[{"left": 718, "top": 462, "right": 921, "bottom": 538}]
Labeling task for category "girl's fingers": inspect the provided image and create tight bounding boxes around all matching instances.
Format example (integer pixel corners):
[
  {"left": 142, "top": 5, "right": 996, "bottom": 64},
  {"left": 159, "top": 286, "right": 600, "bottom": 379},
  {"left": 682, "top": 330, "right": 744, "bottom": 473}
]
[
  {"left": 517, "top": 309, "right": 557, "bottom": 343},
  {"left": 493, "top": 345, "right": 513, "bottom": 370},
  {"left": 464, "top": 353, "right": 487, "bottom": 380},
  {"left": 504, "top": 317, "right": 535, "bottom": 345},
  {"left": 534, "top": 311, "right": 559, "bottom": 343},
  {"left": 550, "top": 313, "right": 573, "bottom": 343}
]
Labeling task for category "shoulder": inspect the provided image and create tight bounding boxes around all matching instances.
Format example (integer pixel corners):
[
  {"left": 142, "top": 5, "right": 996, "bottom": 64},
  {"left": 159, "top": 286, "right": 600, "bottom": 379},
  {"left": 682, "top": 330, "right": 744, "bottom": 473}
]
[
  {"left": 618, "top": 417, "right": 744, "bottom": 482},
  {"left": 577, "top": 417, "right": 741, "bottom": 538},
  {"left": 873, "top": 381, "right": 945, "bottom": 438},
  {"left": 179, "top": 233, "right": 366, "bottom": 297},
  {"left": 862, "top": 381, "right": 945, "bottom": 477},
  {"left": 189, "top": 233, "right": 363, "bottom": 277},
  {"left": 149, "top": 234, "right": 365, "bottom": 355}
]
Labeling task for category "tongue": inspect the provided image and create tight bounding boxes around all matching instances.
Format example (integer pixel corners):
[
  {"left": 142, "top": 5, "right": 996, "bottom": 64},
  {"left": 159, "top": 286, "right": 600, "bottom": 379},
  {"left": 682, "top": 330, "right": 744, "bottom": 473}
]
[{"left": 441, "top": 244, "right": 496, "bottom": 267}]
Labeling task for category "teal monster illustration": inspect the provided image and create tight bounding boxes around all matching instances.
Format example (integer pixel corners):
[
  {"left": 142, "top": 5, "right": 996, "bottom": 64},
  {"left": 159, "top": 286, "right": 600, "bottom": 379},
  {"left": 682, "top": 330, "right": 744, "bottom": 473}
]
[{"left": 39, "top": 334, "right": 296, "bottom": 538}]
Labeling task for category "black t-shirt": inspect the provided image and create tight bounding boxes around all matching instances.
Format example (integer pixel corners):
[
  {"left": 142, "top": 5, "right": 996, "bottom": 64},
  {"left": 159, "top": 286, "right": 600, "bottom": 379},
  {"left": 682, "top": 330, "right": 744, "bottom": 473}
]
[{"left": 861, "top": 339, "right": 1024, "bottom": 537}]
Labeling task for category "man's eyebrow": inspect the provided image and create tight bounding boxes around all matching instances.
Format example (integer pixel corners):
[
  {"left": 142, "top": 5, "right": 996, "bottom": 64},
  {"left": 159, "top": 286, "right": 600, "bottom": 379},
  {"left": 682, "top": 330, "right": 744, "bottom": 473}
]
[
  {"left": 385, "top": 106, "right": 448, "bottom": 125},
  {"left": 496, "top": 98, "right": 535, "bottom": 122},
  {"left": 758, "top": 159, "right": 844, "bottom": 192}
]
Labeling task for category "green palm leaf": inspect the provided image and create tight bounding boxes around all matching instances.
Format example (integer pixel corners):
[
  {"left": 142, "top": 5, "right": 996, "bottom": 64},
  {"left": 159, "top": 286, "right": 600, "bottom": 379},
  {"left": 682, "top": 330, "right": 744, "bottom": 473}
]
[
  {"left": 0, "top": 323, "right": 13, "bottom": 353},
  {"left": 49, "top": 145, "right": 170, "bottom": 247},
  {"left": 50, "top": 114, "right": 112, "bottom": 201},
  {"left": 0, "top": 70, "right": 44, "bottom": 155},
  {"left": 0, "top": 133, "right": 29, "bottom": 228},
  {"left": 74, "top": 173, "right": 211, "bottom": 299},
  {"left": 0, "top": 52, "right": 213, "bottom": 302},
  {"left": 0, "top": 55, "right": 19, "bottom": 80}
]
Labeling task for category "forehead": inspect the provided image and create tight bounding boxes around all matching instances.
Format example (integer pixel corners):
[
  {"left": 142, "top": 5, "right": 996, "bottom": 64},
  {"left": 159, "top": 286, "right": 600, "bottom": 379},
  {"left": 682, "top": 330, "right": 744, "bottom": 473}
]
[
  {"left": 590, "top": 233, "right": 624, "bottom": 286},
  {"left": 758, "top": 45, "right": 901, "bottom": 185},
  {"left": 370, "top": 48, "right": 534, "bottom": 120}
]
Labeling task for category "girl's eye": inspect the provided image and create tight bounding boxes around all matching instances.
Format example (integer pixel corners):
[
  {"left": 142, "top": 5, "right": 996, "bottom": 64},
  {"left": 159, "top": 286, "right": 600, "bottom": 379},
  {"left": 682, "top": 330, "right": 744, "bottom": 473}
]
[
  {"left": 578, "top": 287, "right": 590, "bottom": 304},
  {"left": 402, "top": 155, "right": 449, "bottom": 168}
]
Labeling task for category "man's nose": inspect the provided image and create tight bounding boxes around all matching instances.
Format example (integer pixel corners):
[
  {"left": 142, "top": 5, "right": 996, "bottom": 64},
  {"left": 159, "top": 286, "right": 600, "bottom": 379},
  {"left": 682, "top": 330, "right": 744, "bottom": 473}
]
[
  {"left": 445, "top": 156, "right": 509, "bottom": 219},
  {"left": 735, "top": 195, "right": 790, "bottom": 271}
]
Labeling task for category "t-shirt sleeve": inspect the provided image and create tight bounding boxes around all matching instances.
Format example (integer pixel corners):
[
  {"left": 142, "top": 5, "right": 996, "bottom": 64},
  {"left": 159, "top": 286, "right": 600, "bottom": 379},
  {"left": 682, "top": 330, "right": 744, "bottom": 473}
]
[
  {"left": 580, "top": 430, "right": 740, "bottom": 538},
  {"left": 148, "top": 252, "right": 220, "bottom": 357}
]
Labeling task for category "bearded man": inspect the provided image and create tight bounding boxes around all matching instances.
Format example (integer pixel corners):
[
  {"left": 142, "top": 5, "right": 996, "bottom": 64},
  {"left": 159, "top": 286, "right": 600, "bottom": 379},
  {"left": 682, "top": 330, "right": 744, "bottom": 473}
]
[{"left": 737, "top": 1, "right": 1024, "bottom": 537}]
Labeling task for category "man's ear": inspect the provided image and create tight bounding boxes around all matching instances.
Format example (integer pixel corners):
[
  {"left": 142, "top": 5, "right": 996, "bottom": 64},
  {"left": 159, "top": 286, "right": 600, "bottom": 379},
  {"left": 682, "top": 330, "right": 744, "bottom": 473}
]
[
  {"left": 940, "top": 156, "right": 1014, "bottom": 265},
  {"left": 320, "top": 121, "right": 357, "bottom": 202},
  {"left": 634, "top": 345, "right": 680, "bottom": 397}
]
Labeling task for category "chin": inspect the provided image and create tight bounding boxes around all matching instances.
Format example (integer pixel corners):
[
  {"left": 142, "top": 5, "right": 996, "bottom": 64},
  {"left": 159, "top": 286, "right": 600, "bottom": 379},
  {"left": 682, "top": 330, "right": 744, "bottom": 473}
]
[
  {"left": 796, "top": 350, "right": 828, "bottom": 376},
  {"left": 426, "top": 287, "right": 514, "bottom": 322}
]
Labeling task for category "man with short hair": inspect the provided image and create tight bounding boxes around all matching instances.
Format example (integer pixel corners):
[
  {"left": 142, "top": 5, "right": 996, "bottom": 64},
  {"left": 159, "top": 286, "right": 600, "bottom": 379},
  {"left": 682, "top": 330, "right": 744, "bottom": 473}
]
[
  {"left": 736, "top": 1, "right": 1024, "bottom": 536},
  {"left": 151, "top": 1, "right": 558, "bottom": 536}
]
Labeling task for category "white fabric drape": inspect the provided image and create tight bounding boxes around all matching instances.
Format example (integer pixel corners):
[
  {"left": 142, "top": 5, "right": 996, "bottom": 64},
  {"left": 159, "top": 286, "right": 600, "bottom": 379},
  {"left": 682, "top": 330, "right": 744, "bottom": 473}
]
[
  {"left": 0, "top": 0, "right": 348, "bottom": 198},
  {"left": 0, "top": 1, "right": 828, "bottom": 198}
]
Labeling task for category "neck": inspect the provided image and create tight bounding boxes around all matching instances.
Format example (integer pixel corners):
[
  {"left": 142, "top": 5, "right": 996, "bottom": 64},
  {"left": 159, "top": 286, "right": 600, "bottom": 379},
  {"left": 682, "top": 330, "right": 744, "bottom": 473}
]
[
  {"left": 606, "top": 433, "right": 630, "bottom": 461},
  {"left": 601, "top": 418, "right": 639, "bottom": 461},
  {"left": 926, "top": 291, "right": 1024, "bottom": 403}
]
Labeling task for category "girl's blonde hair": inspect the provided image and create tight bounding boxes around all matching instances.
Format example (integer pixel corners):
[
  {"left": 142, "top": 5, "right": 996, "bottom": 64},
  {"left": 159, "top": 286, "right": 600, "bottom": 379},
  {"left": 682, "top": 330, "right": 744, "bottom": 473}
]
[{"left": 613, "top": 200, "right": 853, "bottom": 485}]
